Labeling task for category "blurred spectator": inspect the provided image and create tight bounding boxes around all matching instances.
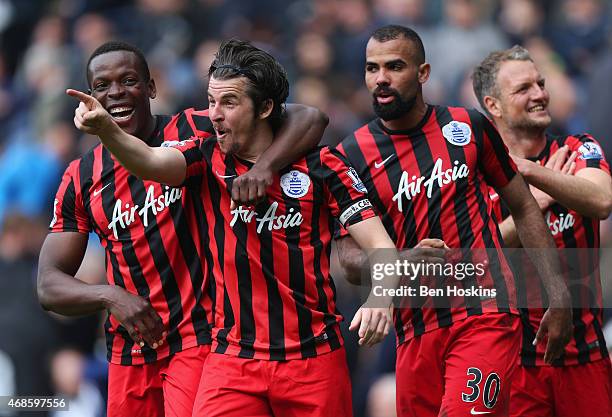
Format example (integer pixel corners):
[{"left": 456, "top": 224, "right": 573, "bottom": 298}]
[
  {"left": 367, "top": 374, "right": 397, "bottom": 417},
  {"left": 428, "top": 0, "right": 508, "bottom": 103},
  {"left": 0, "top": 120, "right": 76, "bottom": 227},
  {"left": 0, "top": 213, "right": 59, "bottom": 417},
  {"left": 547, "top": 0, "right": 610, "bottom": 77},
  {"left": 497, "top": 0, "right": 545, "bottom": 45},
  {"left": 49, "top": 349, "right": 104, "bottom": 417}
]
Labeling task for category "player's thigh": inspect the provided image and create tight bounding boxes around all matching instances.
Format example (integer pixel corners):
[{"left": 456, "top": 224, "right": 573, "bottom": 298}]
[
  {"left": 161, "top": 344, "right": 210, "bottom": 417},
  {"left": 107, "top": 362, "right": 164, "bottom": 417},
  {"left": 509, "top": 366, "right": 554, "bottom": 417},
  {"left": 441, "top": 313, "right": 521, "bottom": 417},
  {"left": 269, "top": 347, "right": 353, "bottom": 417},
  {"left": 396, "top": 333, "right": 445, "bottom": 417},
  {"left": 555, "top": 358, "right": 612, "bottom": 417},
  {"left": 192, "top": 352, "right": 272, "bottom": 417}
]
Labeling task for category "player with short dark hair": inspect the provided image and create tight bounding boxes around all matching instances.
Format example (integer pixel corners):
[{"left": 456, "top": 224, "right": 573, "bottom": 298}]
[
  {"left": 334, "top": 25, "right": 573, "bottom": 417},
  {"left": 474, "top": 45, "right": 612, "bottom": 417},
  {"left": 67, "top": 38, "right": 398, "bottom": 417},
  {"left": 38, "top": 40, "right": 329, "bottom": 417}
]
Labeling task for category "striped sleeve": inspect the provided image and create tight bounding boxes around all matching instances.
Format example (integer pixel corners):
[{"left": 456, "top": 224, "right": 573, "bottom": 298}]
[
  {"left": 49, "top": 160, "right": 91, "bottom": 233},
  {"left": 565, "top": 134, "right": 610, "bottom": 174},
  {"left": 169, "top": 138, "right": 208, "bottom": 182},
  {"left": 162, "top": 108, "right": 214, "bottom": 142},
  {"left": 316, "top": 147, "right": 375, "bottom": 227},
  {"left": 475, "top": 111, "right": 518, "bottom": 188}
]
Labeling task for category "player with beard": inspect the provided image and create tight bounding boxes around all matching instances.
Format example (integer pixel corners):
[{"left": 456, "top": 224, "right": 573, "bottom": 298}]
[
  {"left": 333, "top": 25, "right": 573, "bottom": 417},
  {"left": 66, "top": 39, "right": 399, "bottom": 417},
  {"left": 37, "top": 41, "right": 328, "bottom": 417},
  {"left": 473, "top": 45, "right": 612, "bottom": 417}
]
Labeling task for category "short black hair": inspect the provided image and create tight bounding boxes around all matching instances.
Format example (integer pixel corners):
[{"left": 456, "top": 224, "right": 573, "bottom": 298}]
[
  {"left": 86, "top": 41, "right": 150, "bottom": 87},
  {"left": 209, "top": 39, "right": 289, "bottom": 131},
  {"left": 370, "top": 25, "right": 426, "bottom": 65}
]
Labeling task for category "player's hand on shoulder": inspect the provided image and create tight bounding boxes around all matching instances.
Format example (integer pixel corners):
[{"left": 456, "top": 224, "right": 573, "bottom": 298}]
[
  {"left": 349, "top": 305, "right": 392, "bottom": 347},
  {"left": 231, "top": 164, "right": 273, "bottom": 207},
  {"left": 66, "top": 89, "right": 116, "bottom": 137},
  {"left": 105, "top": 286, "right": 166, "bottom": 349}
]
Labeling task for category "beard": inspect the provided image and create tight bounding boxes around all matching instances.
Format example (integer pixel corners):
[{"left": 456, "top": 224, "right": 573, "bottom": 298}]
[
  {"left": 372, "top": 87, "right": 417, "bottom": 121},
  {"left": 506, "top": 113, "right": 551, "bottom": 133}
]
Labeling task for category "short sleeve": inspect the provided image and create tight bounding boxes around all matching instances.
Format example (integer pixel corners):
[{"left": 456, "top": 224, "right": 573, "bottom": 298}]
[
  {"left": 565, "top": 134, "right": 610, "bottom": 174},
  {"left": 49, "top": 160, "right": 91, "bottom": 233},
  {"left": 317, "top": 147, "right": 376, "bottom": 228},
  {"left": 164, "top": 137, "right": 208, "bottom": 183},
  {"left": 476, "top": 112, "right": 518, "bottom": 188}
]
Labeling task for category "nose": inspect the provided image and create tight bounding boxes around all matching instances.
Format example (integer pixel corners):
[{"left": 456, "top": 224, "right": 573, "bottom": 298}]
[
  {"left": 531, "top": 83, "right": 548, "bottom": 101},
  {"left": 107, "top": 81, "right": 125, "bottom": 99},
  {"left": 209, "top": 103, "right": 223, "bottom": 122},
  {"left": 376, "top": 68, "right": 391, "bottom": 86}
]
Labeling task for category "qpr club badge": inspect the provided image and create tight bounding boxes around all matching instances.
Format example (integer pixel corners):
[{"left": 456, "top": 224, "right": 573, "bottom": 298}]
[
  {"left": 577, "top": 142, "right": 603, "bottom": 160},
  {"left": 346, "top": 167, "right": 367, "bottom": 193},
  {"left": 442, "top": 121, "right": 471, "bottom": 146},
  {"left": 280, "top": 170, "right": 311, "bottom": 198}
]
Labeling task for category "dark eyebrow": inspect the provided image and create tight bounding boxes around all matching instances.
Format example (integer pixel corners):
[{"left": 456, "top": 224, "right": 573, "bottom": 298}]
[{"left": 384, "top": 59, "right": 406, "bottom": 67}]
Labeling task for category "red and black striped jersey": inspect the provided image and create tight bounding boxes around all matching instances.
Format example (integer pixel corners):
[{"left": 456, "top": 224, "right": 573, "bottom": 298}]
[
  {"left": 336, "top": 105, "right": 519, "bottom": 345},
  {"left": 173, "top": 138, "right": 376, "bottom": 360},
  {"left": 49, "top": 108, "right": 215, "bottom": 365},
  {"left": 489, "top": 133, "right": 610, "bottom": 366}
]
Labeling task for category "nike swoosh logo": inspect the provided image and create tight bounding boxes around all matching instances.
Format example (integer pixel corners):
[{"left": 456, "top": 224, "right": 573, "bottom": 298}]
[
  {"left": 215, "top": 170, "right": 236, "bottom": 179},
  {"left": 93, "top": 183, "right": 111, "bottom": 197},
  {"left": 374, "top": 154, "right": 395, "bottom": 169},
  {"left": 470, "top": 407, "right": 492, "bottom": 415}
]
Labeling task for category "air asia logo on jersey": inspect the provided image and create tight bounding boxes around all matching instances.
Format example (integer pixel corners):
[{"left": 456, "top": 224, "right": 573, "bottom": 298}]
[
  {"left": 392, "top": 158, "right": 470, "bottom": 212},
  {"left": 49, "top": 199, "right": 59, "bottom": 228},
  {"left": 107, "top": 185, "right": 182, "bottom": 239},
  {"left": 442, "top": 121, "right": 471, "bottom": 146},
  {"left": 230, "top": 201, "right": 304, "bottom": 233},
  {"left": 280, "top": 170, "right": 311, "bottom": 198},
  {"left": 577, "top": 142, "right": 603, "bottom": 160},
  {"left": 347, "top": 167, "right": 367, "bottom": 193},
  {"left": 545, "top": 210, "right": 575, "bottom": 237}
]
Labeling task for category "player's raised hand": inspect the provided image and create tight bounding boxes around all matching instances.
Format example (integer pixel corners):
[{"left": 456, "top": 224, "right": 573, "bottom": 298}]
[
  {"left": 349, "top": 306, "right": 392, "bottom": 347},
  {"left": 66, "top": 88, "right": 116, "bottom": 136},
  {"left": 105, "top": 286, "right": 166, "bottom": 349},
  {"left": 534, "top": 306, "right": 572, "bottom": 364},
  {"left": 231, "top": 164, "right": 273, "bottom": 207}
]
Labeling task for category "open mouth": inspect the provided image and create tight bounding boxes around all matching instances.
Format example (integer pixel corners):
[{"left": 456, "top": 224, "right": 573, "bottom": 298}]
[
  {"left": 376, "top": 93, "right": 395, "bottom": 104},
  {"left": 527, "top": 104, "right": 547, "bottom": 113},
  {"left": 109, "top": 106, "right": 135, "bottom": 122},
  {"left": 214, "top": 125, "right": 228, "bottom": 139}
]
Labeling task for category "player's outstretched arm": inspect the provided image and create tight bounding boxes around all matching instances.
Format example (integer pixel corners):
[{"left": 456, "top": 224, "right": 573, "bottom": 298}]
[
  {"left": 498, "top": 174, "right": 572, "bottom": 364},
  {"left": 38, "top": 232, "right": 166, "bottom": 348},
  {"left": 66, "top": 89, "right": 187, "bottom": 186},
  {"left": 515, "top": 146, "right": 612, "bottom": 219},
  {"left": 231, "top": 104, "right": 328, "bottom": 205}
]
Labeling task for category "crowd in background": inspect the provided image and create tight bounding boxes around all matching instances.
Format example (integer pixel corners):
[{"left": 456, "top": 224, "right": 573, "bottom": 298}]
[{"left": 0, "top": 0, "right": 610, "bottom": 416}]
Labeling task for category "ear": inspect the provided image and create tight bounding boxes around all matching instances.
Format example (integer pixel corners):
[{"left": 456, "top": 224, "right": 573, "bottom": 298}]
[
  {"left": 148, "top": 78, "right": 157, "bottom": 99},
  {"left": 258, "top": 98, "right": 274, "bottom": 120},
  {"left": 417, "top": 63, "right": 431, "bottom": 84},
  {"left": 483, "top": 95, "right": 502, "bottom": 119}
]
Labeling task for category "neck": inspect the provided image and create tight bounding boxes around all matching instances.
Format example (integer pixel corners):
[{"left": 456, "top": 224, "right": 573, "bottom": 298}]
[
  {"left": 138, "top": 114, "right": 158, "bottom": 142},
  {"left": 380, "top": 98, "right": 428, "bottom": 131},
  {"left": 235, "top": 122, "right": 274, "bottom": 163},
  {"left": 494, "top": 120, "right": 547, "bottom": 158}
]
